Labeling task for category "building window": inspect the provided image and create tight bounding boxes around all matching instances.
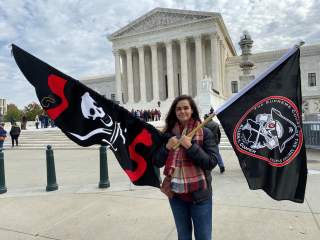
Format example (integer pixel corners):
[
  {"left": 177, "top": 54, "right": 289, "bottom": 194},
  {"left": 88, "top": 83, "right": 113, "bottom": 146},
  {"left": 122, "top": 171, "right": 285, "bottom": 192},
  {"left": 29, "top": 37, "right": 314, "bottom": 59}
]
[
  {"left": 231, "top": 81, "right": 238, "bottom": 93},
  {"left": 308, "top": 73, "right": 316, "bottom": 87},
  {"left": 111, "top": 93, "right": 116, "bottom": 101}
]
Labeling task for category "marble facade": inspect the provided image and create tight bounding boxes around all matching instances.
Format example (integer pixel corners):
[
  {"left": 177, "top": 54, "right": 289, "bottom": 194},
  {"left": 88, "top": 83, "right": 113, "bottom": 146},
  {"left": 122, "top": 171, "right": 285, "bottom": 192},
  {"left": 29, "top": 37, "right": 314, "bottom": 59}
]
[
  {"left": 226, "top": 44, "right": 320, "bottom": 118},
  {"left": 107, "top": 8, "right": 236, "bottom": 112},
  {"left": 0, "top": 98, "right": 7, "bottom": 116},
  {"left": 82, "top": 7, "right": 320, "bottom": 119},
  {"left": 80, "top": 75, "right": 116, "bottom": 101}
]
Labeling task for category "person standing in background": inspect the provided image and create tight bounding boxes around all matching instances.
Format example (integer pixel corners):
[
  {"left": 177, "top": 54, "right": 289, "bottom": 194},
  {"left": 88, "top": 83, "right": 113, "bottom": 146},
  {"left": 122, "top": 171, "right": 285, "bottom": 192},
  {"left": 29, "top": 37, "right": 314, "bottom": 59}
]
[
  {"left": 204, "top": 113, "right": 225, "bottom": 173},
  {"left": 35, "top": 115, "right": 40, "bottom": 129},
  {"left": 10, "top": 123, "right": 21, "bottom": 147},
  {"left": 0, "top": 123, "right": 7, "bottom": 149},
  {"left": 21, "top": 115, "right": 27, "bottom": 130},
  {"left": 39, "top": 114, "right": 44, "bottom": 128}
]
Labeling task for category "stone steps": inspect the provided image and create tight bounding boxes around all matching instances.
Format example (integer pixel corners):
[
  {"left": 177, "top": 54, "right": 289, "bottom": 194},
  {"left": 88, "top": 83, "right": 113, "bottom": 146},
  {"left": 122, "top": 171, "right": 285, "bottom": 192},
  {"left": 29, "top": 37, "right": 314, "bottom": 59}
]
[
  {"left": 3, "top": 128, "right": 86, "bottom": 150},
  {"left": 2, "top": 123, "right": 232, "bottom": 150}
]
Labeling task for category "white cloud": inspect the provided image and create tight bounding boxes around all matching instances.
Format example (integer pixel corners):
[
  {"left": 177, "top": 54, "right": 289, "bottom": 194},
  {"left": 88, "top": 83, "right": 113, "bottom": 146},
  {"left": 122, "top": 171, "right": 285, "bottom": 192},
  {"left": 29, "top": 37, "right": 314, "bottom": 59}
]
[{"left": 0, "top": 0, "right": 319, "bottom": 108}]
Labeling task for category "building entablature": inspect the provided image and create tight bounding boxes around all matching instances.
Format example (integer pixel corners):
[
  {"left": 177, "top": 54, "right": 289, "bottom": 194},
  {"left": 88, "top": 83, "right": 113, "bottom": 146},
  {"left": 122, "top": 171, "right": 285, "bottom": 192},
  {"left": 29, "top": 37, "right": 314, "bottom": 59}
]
[
  {"left": 226, "top": 43, "right": 320, "bottom": 66},
  {"left": 108, "top": 8, "right": 236, "bottom": 56},
  {"left": 81, "top": 74, "right": 115, "bottom": 84}
]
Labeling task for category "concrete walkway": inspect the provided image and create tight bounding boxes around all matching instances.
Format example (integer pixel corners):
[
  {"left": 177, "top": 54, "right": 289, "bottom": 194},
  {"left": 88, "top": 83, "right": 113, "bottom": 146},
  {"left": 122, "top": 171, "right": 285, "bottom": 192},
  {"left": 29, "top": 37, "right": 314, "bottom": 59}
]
[{"left": 0, "top": 148, "right": 319, "bottom": 240}]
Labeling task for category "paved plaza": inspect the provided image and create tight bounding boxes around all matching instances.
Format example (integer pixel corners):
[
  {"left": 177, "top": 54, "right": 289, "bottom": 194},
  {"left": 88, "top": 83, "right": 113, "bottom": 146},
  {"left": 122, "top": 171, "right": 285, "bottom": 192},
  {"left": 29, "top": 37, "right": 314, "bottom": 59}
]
[{"left": 0, "top": 148, "right": 319, "bottom": 240}]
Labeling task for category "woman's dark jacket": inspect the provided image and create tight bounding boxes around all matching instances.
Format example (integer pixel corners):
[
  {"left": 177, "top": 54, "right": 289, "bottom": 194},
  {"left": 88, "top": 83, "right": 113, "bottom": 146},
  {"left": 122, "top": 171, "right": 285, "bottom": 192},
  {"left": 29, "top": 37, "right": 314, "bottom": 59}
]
[
  {"left": 153, "top": 127, "right": 219, "bottom": 203},
  {"left": 10, "top": 126, "right": 21, "bottom": 136}
]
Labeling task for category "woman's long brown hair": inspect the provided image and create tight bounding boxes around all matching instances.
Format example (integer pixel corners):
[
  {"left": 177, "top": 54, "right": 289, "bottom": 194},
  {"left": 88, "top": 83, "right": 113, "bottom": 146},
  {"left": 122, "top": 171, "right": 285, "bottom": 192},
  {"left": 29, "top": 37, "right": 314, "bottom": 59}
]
[{"left": 164, "top": 95, "right": 201, "bottom": 133}]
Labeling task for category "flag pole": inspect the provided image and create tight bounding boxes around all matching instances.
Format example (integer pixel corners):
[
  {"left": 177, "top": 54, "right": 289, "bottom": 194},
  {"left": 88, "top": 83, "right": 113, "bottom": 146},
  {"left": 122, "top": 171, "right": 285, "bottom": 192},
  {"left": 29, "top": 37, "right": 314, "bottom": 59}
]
[
  {"left": 215, "top": 41, "right": 304, "bottom": 116},
  {"left": 172, "top": 113, "right": 216, "bottom": 150}
]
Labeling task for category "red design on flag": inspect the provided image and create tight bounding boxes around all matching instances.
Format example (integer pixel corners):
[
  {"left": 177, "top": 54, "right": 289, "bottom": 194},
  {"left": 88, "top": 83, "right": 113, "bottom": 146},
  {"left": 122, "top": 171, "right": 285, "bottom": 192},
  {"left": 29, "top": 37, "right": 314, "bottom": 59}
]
[
  {"left": 127, "top": 129, "right": 153, "bottom": 181},
  {"left": 47, "top": 74, "right": 69, "bottom": 120}
]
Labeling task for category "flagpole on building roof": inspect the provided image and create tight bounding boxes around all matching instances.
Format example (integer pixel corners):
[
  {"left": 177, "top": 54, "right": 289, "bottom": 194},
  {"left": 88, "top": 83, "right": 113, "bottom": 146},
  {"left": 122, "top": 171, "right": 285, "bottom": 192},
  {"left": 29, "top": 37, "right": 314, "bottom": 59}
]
[{"left": 215, "top": 41, "right": 305, "bottom": 115}]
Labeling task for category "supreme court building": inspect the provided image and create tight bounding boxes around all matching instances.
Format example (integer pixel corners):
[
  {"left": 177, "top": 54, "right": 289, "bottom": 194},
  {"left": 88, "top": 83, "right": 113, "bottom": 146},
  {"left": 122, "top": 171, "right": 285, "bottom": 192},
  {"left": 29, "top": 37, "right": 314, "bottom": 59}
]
[{"left": 82, "top": 8, "right": 320, "bottom": 119}]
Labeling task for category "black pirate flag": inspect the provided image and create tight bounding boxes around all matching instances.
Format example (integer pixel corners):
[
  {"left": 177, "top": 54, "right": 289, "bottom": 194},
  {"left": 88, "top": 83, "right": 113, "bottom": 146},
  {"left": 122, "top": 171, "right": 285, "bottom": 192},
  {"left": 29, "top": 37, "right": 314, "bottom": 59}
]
[
  {"left": 12, "top": 44, "right": 165, "bottom": 187},
  {"left": 217, "top": 46, "right": 307, "bottom": 203}
]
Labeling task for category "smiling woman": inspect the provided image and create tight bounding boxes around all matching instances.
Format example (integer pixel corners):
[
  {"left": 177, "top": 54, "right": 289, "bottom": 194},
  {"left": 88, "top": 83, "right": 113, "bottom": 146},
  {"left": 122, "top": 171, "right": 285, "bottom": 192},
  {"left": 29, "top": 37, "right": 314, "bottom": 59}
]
[
  {"left": 153, "top": 94, "right": 219, "bottom": 240},
  {"left": 175, "top": 99, "right": 194, "bottom": 126}
]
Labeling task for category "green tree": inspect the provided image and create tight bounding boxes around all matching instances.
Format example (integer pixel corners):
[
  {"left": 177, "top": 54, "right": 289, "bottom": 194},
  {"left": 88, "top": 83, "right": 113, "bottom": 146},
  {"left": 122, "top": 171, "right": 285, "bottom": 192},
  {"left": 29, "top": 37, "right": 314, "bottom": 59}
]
[
  {"left": 23, "top": 102, "right": 44, "bottom": 121},
  {"left": 4, "top": 104, "right": 22, "bottom": 123}
]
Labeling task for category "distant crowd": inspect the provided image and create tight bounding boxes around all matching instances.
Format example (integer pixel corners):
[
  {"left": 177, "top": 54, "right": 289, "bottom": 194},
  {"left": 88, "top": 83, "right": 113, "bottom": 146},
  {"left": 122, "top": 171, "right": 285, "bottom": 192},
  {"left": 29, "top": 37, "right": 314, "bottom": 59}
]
[
  {"left": 131, "top": 109, "right": 161, "bottom": 122},
  {"left": 34, "top": 114, "right": 55, "bottom": 129}
]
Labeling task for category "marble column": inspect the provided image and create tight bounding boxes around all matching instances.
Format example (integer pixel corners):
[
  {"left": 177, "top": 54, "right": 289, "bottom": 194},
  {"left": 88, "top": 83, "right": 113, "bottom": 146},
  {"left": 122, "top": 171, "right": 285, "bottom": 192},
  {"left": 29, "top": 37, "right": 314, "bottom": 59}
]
[
  {"left": 180, "top": 37, "right": 189, "bottom": 95},
  {"left": 219, "top": 40, "right": 226, "bottom": 96},
  {"left": 150, "top": 43, "right": 159, "bottom": 101},
  {"left": 138, "top": 46, "right": 146, "bottom": 102},
  {"left": 165, "top": 40, "right": 175, "bottom": 99},
  {"left": 195, "top": 35, "right": 204, "bottom": 82},
  {"left": 125, "top": 48, "right": 134, "bottom": 103},
  {"left": 210, "top": 33, "right": 220, "bottom": 94},
  {"left": 113, "top": 49, "right": 122, "bottom": 104},
  {"left": 121, "top": 52, "right": 128, "bottom": 103},
  {"left": 144, "top": 47, "right": 152, "bottom": 102},
  {"left": 132, "top": 49, "right": 140, "bottom": 102}
]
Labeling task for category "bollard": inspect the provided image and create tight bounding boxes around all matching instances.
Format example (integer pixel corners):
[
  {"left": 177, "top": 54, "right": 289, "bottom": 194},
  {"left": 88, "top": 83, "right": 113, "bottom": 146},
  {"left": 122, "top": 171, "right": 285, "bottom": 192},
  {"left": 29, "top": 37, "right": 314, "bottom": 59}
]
[
  {"left": 99, "top": 145, "right": 110, "bottom": 188},
  {"left": 0, "top": 149, "right": 7, "bottom": 194},
  {"left": 46, "top": 145, "right": 58, "bottom": 191}
]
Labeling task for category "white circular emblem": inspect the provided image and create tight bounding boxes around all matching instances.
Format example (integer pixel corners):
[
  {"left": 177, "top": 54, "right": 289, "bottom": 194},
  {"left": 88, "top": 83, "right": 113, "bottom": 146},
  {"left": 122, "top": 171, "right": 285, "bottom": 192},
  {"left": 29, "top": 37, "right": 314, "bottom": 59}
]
[{"left": 234, "top": 96, "right": 303, "bottom": 167}]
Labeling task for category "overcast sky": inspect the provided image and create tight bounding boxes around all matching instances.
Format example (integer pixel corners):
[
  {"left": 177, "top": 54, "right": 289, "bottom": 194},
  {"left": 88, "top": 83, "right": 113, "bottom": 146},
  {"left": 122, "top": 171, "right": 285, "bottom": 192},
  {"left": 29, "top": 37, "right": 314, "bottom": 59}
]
[{"left": 0, "top": 0, "right": 319, "bottom": 108}]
